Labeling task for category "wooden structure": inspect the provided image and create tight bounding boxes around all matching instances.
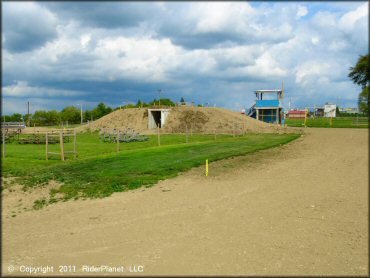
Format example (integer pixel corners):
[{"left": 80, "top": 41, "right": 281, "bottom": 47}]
[
  {"left": 247, "top": 83, "right": 285, "bottom": 124},
  {"left": 1, "top": 122, "right": 26, "bottom": 133},
  {"left": 1, "top": 122, "right": 26, "bottom": 158},
  {"left": 254, "top": 90, "right": 283, "bottom": 124},
  {"left": 45, "top": 129, "right": 77, "bottom": 161}
]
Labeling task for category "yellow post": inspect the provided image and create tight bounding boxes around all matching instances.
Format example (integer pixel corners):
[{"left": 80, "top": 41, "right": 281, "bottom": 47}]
[
  {"left": 304, "top": 109, "right": 307, "bottom": 127},
  {"left": 205, "top": 159, "right": 208, "bottom": 177},
  {"left": 45, "top": 132, "right": 48, "bottom": 161}
]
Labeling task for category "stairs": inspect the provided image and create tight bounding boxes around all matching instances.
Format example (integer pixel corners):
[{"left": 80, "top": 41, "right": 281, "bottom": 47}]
[{"left": 246, "top": 104, "right": 256, "bottom": 118}]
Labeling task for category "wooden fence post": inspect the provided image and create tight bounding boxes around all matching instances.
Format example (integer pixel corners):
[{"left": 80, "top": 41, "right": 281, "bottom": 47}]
[
  {"left": 2, "top": 131, "right": 5, "bottom": 159},
  {"left": 73, "top": 130, "right": 77, "bottom": 159},
  {"left": 60, "top": 131, "right": 65, "bottom": 161},
  {"left": 45, "top": 132, "right": 48, "bottom": 161},
  {"left": 117, "top": 130, "right": 120, "bottom": 152},
  {"left": 185, "top": 124, "right": 188, "bottom": 143}
]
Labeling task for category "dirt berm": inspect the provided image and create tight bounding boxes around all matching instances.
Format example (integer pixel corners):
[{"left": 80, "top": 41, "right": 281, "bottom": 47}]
[{"left": 77, "top": 106, "right": 284, "bottom": 134}]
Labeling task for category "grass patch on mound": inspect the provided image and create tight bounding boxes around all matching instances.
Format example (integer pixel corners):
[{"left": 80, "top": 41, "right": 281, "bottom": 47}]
[{"left": 3, "top": 132, "right": 300, "bottom": 206}]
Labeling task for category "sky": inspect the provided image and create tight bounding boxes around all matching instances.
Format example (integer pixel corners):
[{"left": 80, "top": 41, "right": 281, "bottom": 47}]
[{"left": 2, "top": 1, "right": 368, "bottom": 115}]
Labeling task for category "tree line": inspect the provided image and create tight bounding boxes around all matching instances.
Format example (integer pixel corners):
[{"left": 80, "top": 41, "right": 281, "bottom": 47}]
[
  {"left": 3, "top": 98, "right": 188, "bottom": 126},
  {"left": 348, "top": 54, "right": 369, "bottom": 115}
]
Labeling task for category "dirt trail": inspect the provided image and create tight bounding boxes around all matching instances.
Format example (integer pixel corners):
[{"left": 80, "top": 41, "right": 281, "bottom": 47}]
[{"left": 2, "top": 128, "right": 368, "bottom": 276}]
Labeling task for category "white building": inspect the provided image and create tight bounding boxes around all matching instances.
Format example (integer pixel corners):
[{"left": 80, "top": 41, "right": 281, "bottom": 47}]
[{"left": 324, "top": 104, "right": 336, "bottom": 117}]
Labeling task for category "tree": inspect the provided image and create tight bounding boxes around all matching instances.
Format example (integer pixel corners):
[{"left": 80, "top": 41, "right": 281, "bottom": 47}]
[
  {"left": 358, "top": 86, "right": 369, "bottom": 115},
  {"left": 61, "top": 106, "right": 81, "bottom": 124},
  {"left": 4, "top": 113, "right": 23, "bottom": 122},
  {"left": 47, "top": 110, "right": 61, "bottom": 125},
  {"left": 32, "top": 111, "right": 48, "bottom": 126},
  {"left": 349, "top": 54, "right": 369, "bottom": 114},
  {"left": 157, "top": 98, "right": 175, "bottom": 106},
  {"left": 136, "top": 99, "right": 149, "bottom": 108},
  {"left": 349, "top": 55, "right": 369, "bottom": 89},
  {"left": 92, "top": 103, "right": 113, "bottom": 120},
  {"left": 84, "top": 110, "right": 93, "bottom": 121},
  {"left": 336, "top": 106, "right": 340, "bottom": 117}
]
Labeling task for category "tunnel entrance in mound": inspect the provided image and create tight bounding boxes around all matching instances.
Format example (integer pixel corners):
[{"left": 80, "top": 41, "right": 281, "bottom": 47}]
[
  {"left": 148, "top": 109, "right": 171, "bottom": 129},
  {"left": 152, "top": 111, "right": 161, "bottom": 128}
]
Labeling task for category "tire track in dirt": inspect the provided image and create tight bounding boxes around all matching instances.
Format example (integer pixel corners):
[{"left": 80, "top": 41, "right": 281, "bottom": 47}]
[{"left": 2, "top": 128, "right": 368, "bottom": 276}]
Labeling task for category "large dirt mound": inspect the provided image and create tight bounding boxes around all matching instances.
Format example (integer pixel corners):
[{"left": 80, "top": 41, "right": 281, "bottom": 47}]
[
  {"left": 77, "top": 108, "right": 149, "bottom": 133},
  {"left": 78, "top": 106, "right": 283, "bottom": 134},
  {"left": 162, "top": 106, "right": 280, "bottom": 134}
]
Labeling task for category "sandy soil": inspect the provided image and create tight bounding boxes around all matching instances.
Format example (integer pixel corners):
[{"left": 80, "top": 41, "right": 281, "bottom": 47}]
[{"left": 2, "top": 128, "right": 368, "bottom": 276}]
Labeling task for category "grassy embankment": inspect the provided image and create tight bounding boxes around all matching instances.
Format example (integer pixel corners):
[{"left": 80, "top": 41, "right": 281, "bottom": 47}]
[
  {"left": 2, "top": 132, "right": 300, "bottom": 208},
  {"left": 285, "top": 117, "right": 368, "bottom": 128}
]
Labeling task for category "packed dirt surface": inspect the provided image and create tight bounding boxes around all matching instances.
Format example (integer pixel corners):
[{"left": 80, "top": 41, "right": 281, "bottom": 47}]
[
  {"left": 2, "top": 128, "right": 368, "bottom": 276},
  {"left": 76, "top": 106, "right": 282, "bottom": 134}
]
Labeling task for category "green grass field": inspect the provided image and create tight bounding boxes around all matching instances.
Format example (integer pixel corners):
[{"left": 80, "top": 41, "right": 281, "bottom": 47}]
[
  {"left": 285, "top": 117, "right": 369, "bottom": 128},
  {"left": 2, "top": 132, "right": 300, "bottom": 208}
]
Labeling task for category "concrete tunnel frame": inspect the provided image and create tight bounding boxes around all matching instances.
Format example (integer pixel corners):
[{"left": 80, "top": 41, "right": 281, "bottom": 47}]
[{"left": 148, "top": 109, "right": 171, "bottom": 129}]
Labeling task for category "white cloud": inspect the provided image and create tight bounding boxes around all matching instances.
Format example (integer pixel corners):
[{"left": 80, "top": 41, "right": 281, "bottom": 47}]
[
  {"left": 3, "top": 81, "right": 86, "bottom": 98},
  {"left": 245, "top": 52, "right": 287, "bottom": 79},
  {"left": 297, "top": 6, "right": 308, "bottom": 18},
  {"left": 312, "top": 11, "right": 337, "bottom": 27},
  {"left": 2, "top": 2, "right": 368, "bottom": 113},
  {"left": 295, "top": 61, "right": 331, "bottom": 85},
  {"left": 338, "top": 2, "right": 368, "bottom": 32},
  {"left": 192, "top": 2, "right": 255, "bottom": 33},
  {"left": 311, "top": 37, "right": 320, "bottom": 45},
  {"left": 80, "top": 34, "right": 91, "bottom": 49}
]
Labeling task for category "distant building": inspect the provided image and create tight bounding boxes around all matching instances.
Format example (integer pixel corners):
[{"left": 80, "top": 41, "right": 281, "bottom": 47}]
[
  {"left": 324, "top": 104, "right": 336, "bottom": 117},
  {"left": 287, "top": 109, "right": 306, "bottom": 119},
  {"left": 339, "top": 107, "right": 359, "bottom": 114},
  {"left": 314, "top": 107, "right": 324, "bottom": 117}
]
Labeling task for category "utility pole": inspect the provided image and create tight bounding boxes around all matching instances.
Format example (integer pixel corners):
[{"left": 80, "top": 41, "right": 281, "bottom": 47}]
[
  {"left": 281, "top": 80, "right": 285, "bottom": 124},
  {"left": 27, "top": 101, "right": 30, "bottom": 126},
  {"left": 158, "top": 89, "right": 162, "bottom": 106},
  {"left": 77, "top": 104, "right": 83, "bottom": 124}
]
